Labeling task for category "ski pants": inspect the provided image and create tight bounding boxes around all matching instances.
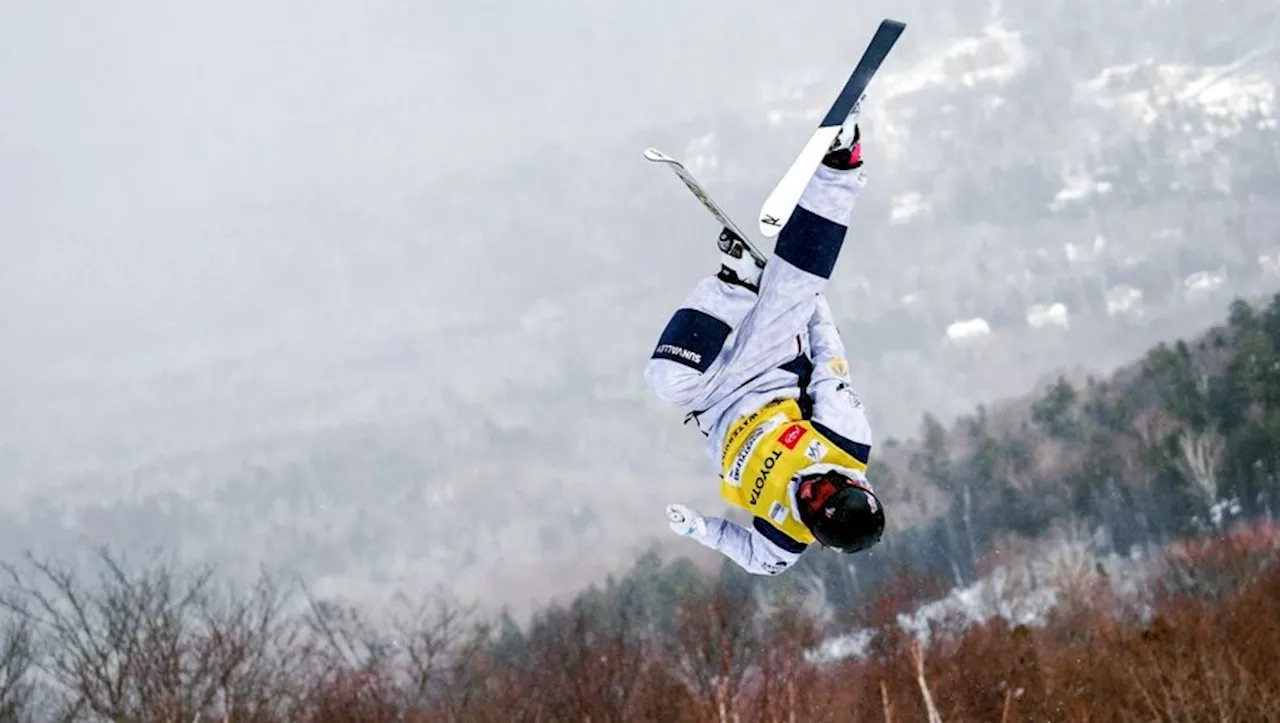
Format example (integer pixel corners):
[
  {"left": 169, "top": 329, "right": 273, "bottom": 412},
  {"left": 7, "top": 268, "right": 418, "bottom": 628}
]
[{"left": 644, "top": 164, "right": 867, "bottom": 461}]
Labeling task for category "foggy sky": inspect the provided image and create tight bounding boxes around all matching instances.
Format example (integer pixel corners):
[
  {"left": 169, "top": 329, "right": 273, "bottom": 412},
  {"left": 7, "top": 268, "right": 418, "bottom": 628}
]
[
  {"left": 0, "top": 0, "right": 934, "bottom": 516},
  {"left": 14, "top": 0, "right": 1257, "bottom": 613},
  {"left": 0, "top": 1, "right": 951, "bottom": 500},
  {"left": 1, "top": 0, "right": 928, "bottom": 368}
]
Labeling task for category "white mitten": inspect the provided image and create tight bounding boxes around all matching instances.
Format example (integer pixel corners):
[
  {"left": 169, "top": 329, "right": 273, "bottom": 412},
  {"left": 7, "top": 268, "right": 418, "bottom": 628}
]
[{"left": 666, "top": 504, "right": 707, "bottom": 538}]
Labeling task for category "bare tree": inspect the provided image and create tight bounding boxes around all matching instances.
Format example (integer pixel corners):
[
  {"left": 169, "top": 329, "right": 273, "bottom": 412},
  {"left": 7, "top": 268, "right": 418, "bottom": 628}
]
[
  {"left": 195, "top": 572, "right": 304, "bottom": 721},
  {"left": 1134, "top": 407, "right": 1179, "bottom": 453},
  {"left": 1177, "top": 427, "right": 1227, "bottom": 510},
  {"left": 0, "top": 548, "right": 299, "bottom": 722},
  {"left": 753, "top": 587, "right": 822, "bottom": 723},
  {"left": 520, "top": 585, "right": 652, "bottom": 723},
  {"left": 297, "top": 588, "right": 406, "bottom": 719},
  {"left": 666, "top": 573, "right": 757, "bottom": 723},
  {"left": 0, "top": 549, "right": 187, "bottom": 720},
  {"left": 0, "top": 616, "right": 36, "bottom": 722},
  {"left": 423, "top": 620, "right": 531, "bottom": 723},
  {"left": 387, "top": 594, "right": 485, "bottom": 705},
  {"left": 1114, "top": 422, "right": 1160, "bottom": 545},
  {"left": 909, "top": 640, "right": 943, "bottom": 723}
]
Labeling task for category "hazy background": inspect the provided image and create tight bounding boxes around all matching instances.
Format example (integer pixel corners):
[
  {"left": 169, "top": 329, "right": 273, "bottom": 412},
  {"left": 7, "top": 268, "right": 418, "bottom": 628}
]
[{"left": 2, "top": 0, "right": 1278, "bottom": 617}]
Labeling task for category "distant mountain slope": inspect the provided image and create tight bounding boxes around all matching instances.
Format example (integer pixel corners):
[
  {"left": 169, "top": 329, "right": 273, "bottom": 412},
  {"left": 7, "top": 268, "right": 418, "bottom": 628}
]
[{"left": 2, "top": 0, "right": 1278, "bottom": 615}]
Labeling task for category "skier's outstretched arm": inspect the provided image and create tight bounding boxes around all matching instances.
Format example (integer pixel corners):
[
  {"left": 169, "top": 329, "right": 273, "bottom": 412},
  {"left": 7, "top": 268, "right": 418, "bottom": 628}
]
[{"left": 665, "top": 505, "right": 804, "bottom": 576}]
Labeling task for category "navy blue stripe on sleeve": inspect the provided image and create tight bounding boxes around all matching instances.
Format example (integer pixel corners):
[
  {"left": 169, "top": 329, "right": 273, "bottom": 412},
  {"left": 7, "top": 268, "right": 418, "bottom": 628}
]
[
  {"left": 774, "top": 205, "right": 846, "bottom": 280},
  {"left": 753, "top": 517, "right": 809, "bottom": 553},
  {"left": 650, "top": 308, "right": 731, "bottom": 372},
  {"left": 813, "top": 419, "right": 872, "bottom": 465}
]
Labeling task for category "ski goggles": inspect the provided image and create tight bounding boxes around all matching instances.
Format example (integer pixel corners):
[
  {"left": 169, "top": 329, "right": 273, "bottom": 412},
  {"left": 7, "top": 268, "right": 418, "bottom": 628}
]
[{"left": 796, "top": 472, "right": 875, "bottom": 524}]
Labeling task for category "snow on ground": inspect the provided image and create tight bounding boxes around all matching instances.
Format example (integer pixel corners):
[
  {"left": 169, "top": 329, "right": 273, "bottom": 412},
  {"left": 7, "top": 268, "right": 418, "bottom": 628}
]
[
  {"left": 1064, "top": 235, "right": 1107, "bottom": 263},
  {"left": 1183, "top": 268, "right": 1228, "bottom": 300},
  {"left": 1050, "top": 172, "right": 1114, "bottom": 211},
  {"left": 1260, "top": 252, "right": 1280, "bottom": 280},
  {"left": 807, "top": 529, "right": 1161, "bottom": 665},
  {"left": 867, "top": 24, "right": 1028, "bottom": 161},
  {"left": 1026, "top": 302, "right": 1069, "bottom": 329},
  {"left": 806, "top": 568, "right": 1061, "bottom": 665},
  {"left": 877, "top": 24, "right": 1029, "bottom": 101},
  {"left": 945, "top": 317, "right": 991, "bottom": 342},
  {"left": 1106, "top": 285, "right": 1145, "bottom": 317},
  {"left": 1078, "top": 57, "right": 1276, "bottom": 132}
]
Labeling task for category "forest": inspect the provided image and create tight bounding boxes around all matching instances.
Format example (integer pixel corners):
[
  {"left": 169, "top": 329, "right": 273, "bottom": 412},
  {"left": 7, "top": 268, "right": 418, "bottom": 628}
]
[{"left": 1, "top": 293, "right": 1279, "bottom": 721}]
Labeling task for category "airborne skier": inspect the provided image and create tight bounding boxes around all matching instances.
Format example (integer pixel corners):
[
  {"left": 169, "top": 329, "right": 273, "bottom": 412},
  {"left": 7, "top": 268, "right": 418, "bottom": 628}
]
[{"left": 645, "top": 113, "right": 884, "bottom": 577}]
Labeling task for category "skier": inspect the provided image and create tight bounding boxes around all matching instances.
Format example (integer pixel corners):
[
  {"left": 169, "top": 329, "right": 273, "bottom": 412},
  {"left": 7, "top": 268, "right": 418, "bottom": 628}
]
[{"left": 645, "top": 113, "right": 883, "bottom": 577}]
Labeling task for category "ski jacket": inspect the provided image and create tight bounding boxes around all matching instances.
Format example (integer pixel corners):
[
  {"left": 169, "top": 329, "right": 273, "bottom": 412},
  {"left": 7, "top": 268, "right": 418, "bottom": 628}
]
[
  {"left": 718, "top": 398, "right": 868, "bottom": 544},
  {"left": 687, "top": 300, "right": 875, "bottom": 576}
]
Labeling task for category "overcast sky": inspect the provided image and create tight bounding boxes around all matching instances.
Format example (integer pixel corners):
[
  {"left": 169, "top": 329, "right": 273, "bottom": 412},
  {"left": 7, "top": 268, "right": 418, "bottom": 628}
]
[
  {"left": 6, "top": 0, "right": 1275, "bottom": 611},
  {"left": 1, "top": 0, "right": 929, "bottom": 369},
  {"left": 0, "top": 0, "right": 929, "bottom": 483}
]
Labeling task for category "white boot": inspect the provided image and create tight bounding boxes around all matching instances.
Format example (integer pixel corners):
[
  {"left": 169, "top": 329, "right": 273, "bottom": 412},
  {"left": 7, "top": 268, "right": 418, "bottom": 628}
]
[
  {"left": 822, "top": 98, "right": 864, "bottom": 171},
  {"left": 716, "top": 228, "right": 764, "bottom": 292}
]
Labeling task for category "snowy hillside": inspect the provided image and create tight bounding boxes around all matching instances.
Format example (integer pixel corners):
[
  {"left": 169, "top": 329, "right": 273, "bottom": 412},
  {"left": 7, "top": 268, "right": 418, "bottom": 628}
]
[{"left": 2, "top": 0, "right": 1278, "bottom": 616}]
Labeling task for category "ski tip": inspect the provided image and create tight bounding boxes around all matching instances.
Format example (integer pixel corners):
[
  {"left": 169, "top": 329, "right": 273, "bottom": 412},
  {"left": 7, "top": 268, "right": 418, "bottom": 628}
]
[{"left": 643, "top": 147, "right": 671, "bottom": 162}]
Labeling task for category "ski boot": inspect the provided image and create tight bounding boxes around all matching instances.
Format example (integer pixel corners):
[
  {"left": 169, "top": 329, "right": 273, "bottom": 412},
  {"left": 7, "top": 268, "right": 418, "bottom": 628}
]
[
  {"left": 822, "top": 99, "right": 865, "bottom": 171},
  {"left": 716, "top": 227, "right": 765, "bottom": 293}
]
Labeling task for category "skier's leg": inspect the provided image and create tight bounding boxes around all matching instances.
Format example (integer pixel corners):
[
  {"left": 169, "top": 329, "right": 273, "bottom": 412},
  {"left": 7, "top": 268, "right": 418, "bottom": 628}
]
[
  {"left": 646, "top": 123, "right": 865, "bottom": 415},
  {"left": 715, "top": 160, "right": 867, "bottom": 384},
  {"left": 644, "top": 272, "right": 757, "bottom": 412}
]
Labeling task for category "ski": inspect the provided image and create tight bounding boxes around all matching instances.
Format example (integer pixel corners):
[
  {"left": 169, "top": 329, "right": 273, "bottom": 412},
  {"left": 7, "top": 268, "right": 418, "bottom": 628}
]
[
  {"left": 643, "top": 147, "right": 769, "bottom": 267},
  {"left": 757, "top": 18, "right": 906, "bottom": 238}
]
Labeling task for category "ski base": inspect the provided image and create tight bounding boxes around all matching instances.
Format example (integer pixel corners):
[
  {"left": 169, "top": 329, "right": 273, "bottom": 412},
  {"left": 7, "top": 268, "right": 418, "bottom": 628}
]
[{"left": 757, "top": 19, "right": 906, "bottom": 238}]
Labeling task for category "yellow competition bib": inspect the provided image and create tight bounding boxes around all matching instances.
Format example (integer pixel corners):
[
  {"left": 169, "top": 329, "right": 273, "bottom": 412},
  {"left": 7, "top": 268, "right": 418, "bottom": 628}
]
[{"left": 719, "top": 398, "right": 868, "bottom": 544}]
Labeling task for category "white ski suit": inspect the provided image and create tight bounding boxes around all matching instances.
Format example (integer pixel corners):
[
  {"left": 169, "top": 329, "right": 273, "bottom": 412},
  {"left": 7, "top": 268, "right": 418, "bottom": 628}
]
[{"left": 645, "top": 162, "right": 875, "bottom": 576}]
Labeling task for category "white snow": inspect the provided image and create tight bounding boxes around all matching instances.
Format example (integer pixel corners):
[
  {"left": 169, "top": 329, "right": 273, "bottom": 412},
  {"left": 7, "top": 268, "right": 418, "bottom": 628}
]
[
  {"left": 806, "top": 567, "right": 1061, "bottom": 665},
  {"left": 807, "top": 526, "right": 1165, "bottom": 666},
  {"left": 1177, "top": 54, "right": 1277, "bottom": 120},
  {"left": 1064, "top": 235, "right": 1107, "bottom": 263},
  {"left": 877, "top": 24, "right": 1029, "bottom": 101},
  {"left": 1259, "top": 252, "right": 1280, "bottom": 280},
  {"left": 806, "top": 629, "right": 875, "bottom": 664},
  {"left": 1050, "top": 172, "right": 1113, "bottom": 210},
  {"left": 945, "top": 317, "right": 991, "bottom": 341},
  {"left": 1183, "top": 268, "right": 1227, "bottom": 298},
  {"left": 865, "top": 23, "right": 1026, "bottom": 160},
  {"left": 1106, "top": 285, "right": 1145, "bottom": 317},
  {"left": 1079, "top": 58, "right": 1276, "bottom": 136},
  {"left": 1026, "top": 303, "right": 1069, "bottom": 329},
  {"left": 897, "top": 573, "right": 1061, "bottom": 644}
]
